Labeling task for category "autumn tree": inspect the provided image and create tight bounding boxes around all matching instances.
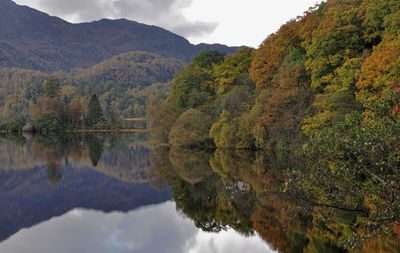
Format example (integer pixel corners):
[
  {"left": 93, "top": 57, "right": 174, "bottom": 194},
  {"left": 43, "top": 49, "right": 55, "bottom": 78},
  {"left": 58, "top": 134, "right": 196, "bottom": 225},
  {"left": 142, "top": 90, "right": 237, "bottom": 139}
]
[
  {"left": 43, "top": 77, "right": 61, "bottom": 98},
  {"left": 68, "top": 98, "right": 82, "bottom": 125}
]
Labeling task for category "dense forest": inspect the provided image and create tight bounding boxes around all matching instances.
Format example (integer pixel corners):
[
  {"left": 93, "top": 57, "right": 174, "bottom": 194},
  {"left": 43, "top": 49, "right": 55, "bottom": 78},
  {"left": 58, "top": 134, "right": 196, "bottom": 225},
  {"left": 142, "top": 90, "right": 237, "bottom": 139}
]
[
  {"left": 149, "top": 0, "right": 400, "bottom": 154},
  {"left": 145, "top": 0, "right": 400, "bottom": 251},
  {"left": 0, "top": 51, "right": 186, "bottom": 131}
]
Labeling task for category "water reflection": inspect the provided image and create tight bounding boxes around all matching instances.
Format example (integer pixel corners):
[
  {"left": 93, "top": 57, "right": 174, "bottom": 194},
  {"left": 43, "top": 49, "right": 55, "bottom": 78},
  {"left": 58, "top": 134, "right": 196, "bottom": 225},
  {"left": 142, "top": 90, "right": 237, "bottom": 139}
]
[
  {"left": 0, "top": 202, "right": 274, "bottom": 253},
  {"left": 0, "top": 133, "right": 171, "bottom": 244},
  {"left": 149, "top": 147, "right": 400, "bottom": 253},
  {"left": 1, "top": 133, "right": 399, "bottom": 252},
  {"left": 0, "top": 133, "right": 151, "bottom": 183}
]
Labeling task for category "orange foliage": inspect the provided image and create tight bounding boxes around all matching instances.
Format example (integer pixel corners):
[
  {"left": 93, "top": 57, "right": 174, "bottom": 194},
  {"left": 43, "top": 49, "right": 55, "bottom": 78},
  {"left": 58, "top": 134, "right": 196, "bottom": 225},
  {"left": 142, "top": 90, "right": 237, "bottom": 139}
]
[
  {"left": 250, "top": 20, "right": 303, "bottom": 88},
  {"left": 251, "top": 204, "right": 288, "bottom": 252},
  {"left": 394, "top": 222, "right": 400, "bottom": 240},
  {"left": 41, "top": 97, "right": 63, "bottom": 114},
  {"left": 356, "top": 40, "right": 400, "bottom": 102}
]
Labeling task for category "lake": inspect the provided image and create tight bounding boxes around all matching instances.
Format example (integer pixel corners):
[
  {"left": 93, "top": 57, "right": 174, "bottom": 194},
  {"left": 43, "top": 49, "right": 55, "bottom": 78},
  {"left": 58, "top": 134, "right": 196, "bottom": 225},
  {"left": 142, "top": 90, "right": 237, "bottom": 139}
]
[{"left": 0, "top": 133, "right": 398, "bottom": 252}]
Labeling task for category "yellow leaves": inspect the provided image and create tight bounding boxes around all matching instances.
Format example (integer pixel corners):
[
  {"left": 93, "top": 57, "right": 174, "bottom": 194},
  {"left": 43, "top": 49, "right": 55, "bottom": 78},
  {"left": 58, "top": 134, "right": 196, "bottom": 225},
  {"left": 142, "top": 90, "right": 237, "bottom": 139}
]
[
  {"left": 363, "top": 195, "right": 378, "bottom": 212},
  {"left": 61, "top": 85, "right": 77, "bottom": 97},
  {"left": 356, "top": 39, "right": 400, "bottom": 106}
]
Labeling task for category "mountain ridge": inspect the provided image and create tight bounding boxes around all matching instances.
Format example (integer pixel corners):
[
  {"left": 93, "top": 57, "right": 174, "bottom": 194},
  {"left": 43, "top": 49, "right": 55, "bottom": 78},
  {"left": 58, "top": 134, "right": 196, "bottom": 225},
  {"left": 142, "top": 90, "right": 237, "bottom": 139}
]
[{"left": 0, "top": 0, "right": 239, "bottom": 72}]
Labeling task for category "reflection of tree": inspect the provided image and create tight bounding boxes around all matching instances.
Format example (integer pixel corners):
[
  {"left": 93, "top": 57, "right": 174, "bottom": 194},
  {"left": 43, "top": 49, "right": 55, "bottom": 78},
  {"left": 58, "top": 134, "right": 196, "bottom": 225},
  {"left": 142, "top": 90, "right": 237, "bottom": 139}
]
[
  {"left": 149, "top": 147, "right": 256, "bottom": 234},
  {"left": 0, "top": 133, "right": 27, "bottom": 147},
  {"left": 46, "top": 162, "right": 62, "bottom": 185},
  {"left": 31, "top": 134, "right": 68, "bottom": 164},
  {"left": 169, "top": 148, "right": 214, "bottom": 184},
  {"left": 149, "top": 145, "right": 400, "bottom": 252},
  {"left": 87, "top": 134, "right": 104, "bottom": 167},
  {"left": 1, "top": 132, "right": 151, "bottom": 183}
]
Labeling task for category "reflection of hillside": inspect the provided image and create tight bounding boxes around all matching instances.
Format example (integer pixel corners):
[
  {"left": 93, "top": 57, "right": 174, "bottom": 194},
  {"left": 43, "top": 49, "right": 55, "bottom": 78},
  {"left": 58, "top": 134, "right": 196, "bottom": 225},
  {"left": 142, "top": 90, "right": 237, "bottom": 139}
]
[
  {"left": 0, "top": 133, "right": 151, "bottom": 183},
  {"left": 94, "top": 142, "right": 151, "bottom": 183},
  {"left": 0, "top": 136, "right": 45, "bottom": 170},
  {"left": 0, "top": 164, "right": 172, "bottom": 243}
]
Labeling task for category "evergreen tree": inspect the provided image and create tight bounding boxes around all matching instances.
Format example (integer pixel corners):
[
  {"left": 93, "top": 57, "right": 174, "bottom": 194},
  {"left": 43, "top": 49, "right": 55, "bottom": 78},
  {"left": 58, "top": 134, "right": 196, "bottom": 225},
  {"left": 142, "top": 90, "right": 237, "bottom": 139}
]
[{"left": 87, "top": 94, "right": 104, "bottom": 127}]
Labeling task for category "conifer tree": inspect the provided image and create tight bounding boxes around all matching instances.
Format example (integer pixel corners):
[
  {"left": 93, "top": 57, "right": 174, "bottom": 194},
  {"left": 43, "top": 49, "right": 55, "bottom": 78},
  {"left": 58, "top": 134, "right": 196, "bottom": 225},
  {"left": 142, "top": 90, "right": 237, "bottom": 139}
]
[{"left": 87, "top": 94, "right": 104, "bottom": 127}]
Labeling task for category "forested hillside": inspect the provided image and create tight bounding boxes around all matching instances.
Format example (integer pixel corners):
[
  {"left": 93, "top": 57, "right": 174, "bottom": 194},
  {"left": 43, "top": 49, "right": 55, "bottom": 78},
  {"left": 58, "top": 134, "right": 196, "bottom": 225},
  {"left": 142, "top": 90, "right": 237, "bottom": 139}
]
[
  {"left": 149, "top": 0, "right": 400, "bottom": 156},
  {"left": 0, "top": 0, "right": 237, "bottom": 72},
  {"left": 0, "top": 51, "right": 184, "bottom": 122}
]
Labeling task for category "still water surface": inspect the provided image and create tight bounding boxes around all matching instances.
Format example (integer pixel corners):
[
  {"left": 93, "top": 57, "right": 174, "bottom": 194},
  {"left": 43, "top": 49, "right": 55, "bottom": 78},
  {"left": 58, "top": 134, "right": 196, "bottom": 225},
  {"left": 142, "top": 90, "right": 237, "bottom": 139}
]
[
  {"left": 0, "top": 133, "right": 399, "bottom": 252},
  {"left": 0, "top": 133, "right": 274, "bottom": 253}
]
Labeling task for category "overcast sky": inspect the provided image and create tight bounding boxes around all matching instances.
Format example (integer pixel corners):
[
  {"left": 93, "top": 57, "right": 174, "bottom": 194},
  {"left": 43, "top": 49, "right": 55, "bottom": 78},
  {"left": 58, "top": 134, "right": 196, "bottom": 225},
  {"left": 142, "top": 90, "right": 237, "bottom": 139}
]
[{"left": 13, "top": 0, "right": 321, "bottom": 48}]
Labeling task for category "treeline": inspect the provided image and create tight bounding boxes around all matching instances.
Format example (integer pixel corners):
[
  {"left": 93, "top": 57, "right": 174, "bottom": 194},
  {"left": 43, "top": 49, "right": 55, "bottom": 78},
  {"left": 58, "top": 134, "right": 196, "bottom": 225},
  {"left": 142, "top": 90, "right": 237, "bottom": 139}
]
[
  {"left": 0, "top": 77, "right": 113, "bottom": 132},
  {"left": 0, "top": 51, "right": 184, "bottom": 121},
  {"left": 148, "top": 0, "right": 400, "bottom": 159}
]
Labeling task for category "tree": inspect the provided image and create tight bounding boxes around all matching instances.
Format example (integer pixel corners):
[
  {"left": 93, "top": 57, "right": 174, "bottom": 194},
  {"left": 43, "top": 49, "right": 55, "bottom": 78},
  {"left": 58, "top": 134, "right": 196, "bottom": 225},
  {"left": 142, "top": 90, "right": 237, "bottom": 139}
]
[
  {"left": 191, "top": 50, "right": 225, "bottom": 69},
  {"left": 168, "top": 108, "right": 214, "bottom": 148},
  {"left": 68, "top": 98, "right": 82, "bottom": 125},
  {"left": 43, "top": 77, "right": 61, "bottom": 98},
  {"left": 87, "top": 94, "right": 104, "bottom": 127}
]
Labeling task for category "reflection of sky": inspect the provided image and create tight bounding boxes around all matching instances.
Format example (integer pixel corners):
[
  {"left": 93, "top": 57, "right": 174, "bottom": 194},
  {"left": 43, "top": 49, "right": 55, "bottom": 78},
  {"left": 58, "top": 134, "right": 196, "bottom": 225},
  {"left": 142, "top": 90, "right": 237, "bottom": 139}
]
[{"left": 0, "top": 201, "right": 276, "bottom": 253}]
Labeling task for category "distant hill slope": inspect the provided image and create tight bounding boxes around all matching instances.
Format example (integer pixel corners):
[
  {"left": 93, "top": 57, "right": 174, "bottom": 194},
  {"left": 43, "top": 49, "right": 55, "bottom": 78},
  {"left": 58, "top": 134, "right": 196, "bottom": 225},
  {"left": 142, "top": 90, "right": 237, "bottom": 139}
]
[
  {"left": 0, "top": 0, "right": 238, "bottom": 72},
  {"left": 0, "top": 51, "right": 184, "bottom": 118},
  {"left": 69, "top": 51, "right": 185, "bottom": 87}
]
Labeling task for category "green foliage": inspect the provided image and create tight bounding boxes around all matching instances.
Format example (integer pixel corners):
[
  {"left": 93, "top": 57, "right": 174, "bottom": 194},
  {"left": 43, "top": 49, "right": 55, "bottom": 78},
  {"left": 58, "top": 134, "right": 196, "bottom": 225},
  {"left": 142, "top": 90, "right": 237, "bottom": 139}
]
[
  {"left": 191, "top": 50, "right": 225, "bottom": 69},
  {"left": 168, "top": 65, "right": 213, "bottom": 109},
  {"left": 43, "top": 77, "right": 61, "bottom": 98},
  {"left": 305, "top": 0, "right": 364, "bottom": 90},
  {"left": 32, "top": 111, "right": 64, "bottom": 133},
  {"left": 209, "top": 110, "right": 236, "bottom": 148},
  {"left": 146, "top": 95, "right": 179, "bottom": 143},
  {"left": 168, "top": 108, "right": 214, "bottom": 148},
  {"left": 0, "top": 52, "right": 185, "bottom": 121},
  {"left": 87, "top": 94, "right": 105, "bottom": 127},
  {"left": 213, "top": 47, "right": 255, "bottom": 94},
  {"left": 0, "top": 115, "right": 26, "bottom": 132}
]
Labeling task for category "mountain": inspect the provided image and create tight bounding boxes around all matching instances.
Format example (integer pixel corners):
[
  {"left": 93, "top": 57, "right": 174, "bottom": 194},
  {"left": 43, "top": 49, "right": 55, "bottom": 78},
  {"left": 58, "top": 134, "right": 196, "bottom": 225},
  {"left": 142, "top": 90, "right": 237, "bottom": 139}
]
[{"left": 0, "top": 0, "right": 238, "bottom": 72}]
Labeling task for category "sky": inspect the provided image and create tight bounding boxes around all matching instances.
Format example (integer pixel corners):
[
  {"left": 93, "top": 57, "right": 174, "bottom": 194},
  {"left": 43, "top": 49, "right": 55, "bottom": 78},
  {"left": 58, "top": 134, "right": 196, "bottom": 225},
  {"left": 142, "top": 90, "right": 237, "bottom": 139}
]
[{"left": 13, "top": 0, "right": 322, "bottom": 48}]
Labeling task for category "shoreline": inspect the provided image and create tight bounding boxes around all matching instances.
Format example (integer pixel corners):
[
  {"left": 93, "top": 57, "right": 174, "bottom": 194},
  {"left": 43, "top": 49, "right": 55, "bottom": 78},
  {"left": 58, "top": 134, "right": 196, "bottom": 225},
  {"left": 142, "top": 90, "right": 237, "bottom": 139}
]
[
  {"left": 0, "top": 129, "right": 149, "bottom": 134},
  {"left": 65, "top": 129, "right": 149, "bottom": 133}
]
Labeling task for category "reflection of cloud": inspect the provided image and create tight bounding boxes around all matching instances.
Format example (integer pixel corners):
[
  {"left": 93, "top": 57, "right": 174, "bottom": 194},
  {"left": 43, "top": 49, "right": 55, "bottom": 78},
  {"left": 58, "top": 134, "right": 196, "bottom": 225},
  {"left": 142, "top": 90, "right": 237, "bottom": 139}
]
[
  {"left": 186, "top": 230, "right": 273, "bottom": 253},
  {"left": 0, "top": 202, "right": 275, "bottom": 253}
]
